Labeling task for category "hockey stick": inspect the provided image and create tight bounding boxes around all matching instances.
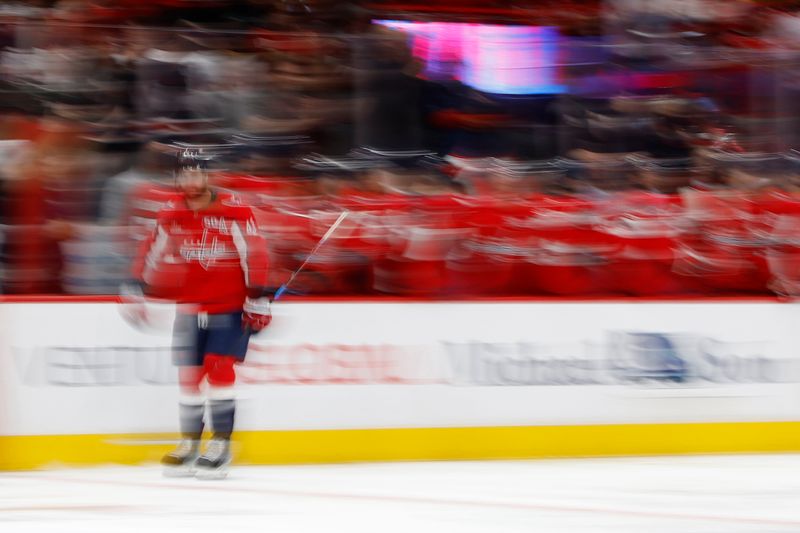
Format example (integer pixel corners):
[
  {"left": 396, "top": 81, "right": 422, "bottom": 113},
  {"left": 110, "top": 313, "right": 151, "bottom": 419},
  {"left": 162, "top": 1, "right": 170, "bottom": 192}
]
[{"left": 273, "top": 209, "right": 350, "bottom": 301}]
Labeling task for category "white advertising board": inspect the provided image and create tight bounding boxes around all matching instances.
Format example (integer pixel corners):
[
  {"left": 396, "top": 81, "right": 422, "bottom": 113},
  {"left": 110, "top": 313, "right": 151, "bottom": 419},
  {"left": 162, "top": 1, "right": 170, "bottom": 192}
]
[{"left": 1, "top": 300, "right": 800, "bottom": 436}]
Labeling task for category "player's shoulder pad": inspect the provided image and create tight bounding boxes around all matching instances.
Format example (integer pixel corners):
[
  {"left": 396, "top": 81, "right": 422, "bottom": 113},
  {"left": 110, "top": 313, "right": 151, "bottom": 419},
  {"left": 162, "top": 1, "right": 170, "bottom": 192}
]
[
  {"left": 219, "top": 191, "right": 242, "bottom": 207},
  {"left": 155, "top": 195, "right": 190, "bottom": 221},
  {"left": 219, "top": 192, "right": 256, "bottom": 217}
]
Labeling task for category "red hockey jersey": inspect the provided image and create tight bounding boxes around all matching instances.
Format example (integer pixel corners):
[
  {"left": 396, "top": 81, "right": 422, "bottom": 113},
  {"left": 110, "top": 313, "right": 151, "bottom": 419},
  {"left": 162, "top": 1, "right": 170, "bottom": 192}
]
[{"left": 132, "top": 191, "right": 269, "bottom": 313}]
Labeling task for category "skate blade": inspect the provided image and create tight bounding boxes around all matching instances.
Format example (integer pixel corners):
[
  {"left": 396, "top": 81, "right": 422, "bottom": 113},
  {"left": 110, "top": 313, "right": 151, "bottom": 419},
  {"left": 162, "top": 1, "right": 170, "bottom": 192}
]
[
  {"left": 194, "top": 465, "right": 230, "bottom": 480},
  {"left": 162, "top": 464, "right": 197, "bottom": 478}
]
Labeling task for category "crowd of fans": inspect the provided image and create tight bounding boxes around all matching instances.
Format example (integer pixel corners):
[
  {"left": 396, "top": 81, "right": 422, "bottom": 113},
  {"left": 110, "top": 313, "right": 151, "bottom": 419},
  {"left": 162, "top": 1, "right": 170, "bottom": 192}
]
[{"left": 1, "top": 0, "right": 800, "bottom": 297}]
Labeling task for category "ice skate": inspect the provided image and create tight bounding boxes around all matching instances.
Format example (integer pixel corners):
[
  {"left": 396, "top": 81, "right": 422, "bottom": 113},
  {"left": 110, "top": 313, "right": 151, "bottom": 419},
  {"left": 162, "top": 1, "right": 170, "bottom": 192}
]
[
  {"left": 194, "top": 436, "right": 231, "bottom": 480},
  {"left": 161, "top": 439, "right": 200, "bottom": 477}
]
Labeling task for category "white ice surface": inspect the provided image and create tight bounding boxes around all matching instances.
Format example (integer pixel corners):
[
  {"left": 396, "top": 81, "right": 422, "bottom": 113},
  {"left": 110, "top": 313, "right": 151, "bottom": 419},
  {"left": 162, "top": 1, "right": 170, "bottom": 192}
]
[{"left": 2, "top": 455, "right": 800, "bottom": 533}]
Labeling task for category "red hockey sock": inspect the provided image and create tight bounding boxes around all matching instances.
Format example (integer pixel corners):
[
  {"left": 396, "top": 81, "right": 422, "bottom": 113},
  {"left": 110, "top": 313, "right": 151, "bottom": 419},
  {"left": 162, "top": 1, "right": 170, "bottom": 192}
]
[{"left": 204, "top": 354, "right": 237, "bottom": 387}]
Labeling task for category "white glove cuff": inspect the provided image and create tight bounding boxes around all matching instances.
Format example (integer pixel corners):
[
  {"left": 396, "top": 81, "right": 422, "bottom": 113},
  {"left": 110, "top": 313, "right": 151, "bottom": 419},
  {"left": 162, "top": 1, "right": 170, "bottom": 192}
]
[{"left": 244, "top": 297, "right": 271, "bottom": 315}]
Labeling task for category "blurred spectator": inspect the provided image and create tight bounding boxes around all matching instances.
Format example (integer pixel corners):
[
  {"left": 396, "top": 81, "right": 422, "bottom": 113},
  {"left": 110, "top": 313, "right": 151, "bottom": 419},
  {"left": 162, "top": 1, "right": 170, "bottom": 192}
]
[
  {"left": 353, "top": 25, "right": 425, "bottom": 153},
  {"left": 0, "top": 0, "right": 798, "bottom": 297},
  {"left": 99, "top": 139, "right": 175, "bottom": 224}
]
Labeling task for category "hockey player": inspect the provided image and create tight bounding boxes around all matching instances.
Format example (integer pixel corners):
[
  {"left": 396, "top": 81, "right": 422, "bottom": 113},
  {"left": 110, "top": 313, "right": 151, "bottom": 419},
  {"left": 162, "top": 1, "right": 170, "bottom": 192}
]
[{"left": 129, "top": 148, "right": 272, "bottom": 479}]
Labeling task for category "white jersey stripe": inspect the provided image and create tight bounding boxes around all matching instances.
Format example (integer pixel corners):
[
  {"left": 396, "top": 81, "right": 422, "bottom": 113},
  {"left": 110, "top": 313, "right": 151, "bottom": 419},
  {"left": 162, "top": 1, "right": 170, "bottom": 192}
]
[
  {"left": 143, "top": 224, "right": 169, "bottom": 278},
  {"left": 230, "top": 221, "right": 250, "bottom": 287}
]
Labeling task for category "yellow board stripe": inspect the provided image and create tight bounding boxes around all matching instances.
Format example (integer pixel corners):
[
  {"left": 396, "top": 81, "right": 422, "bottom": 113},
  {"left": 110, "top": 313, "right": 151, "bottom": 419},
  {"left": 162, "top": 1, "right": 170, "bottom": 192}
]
[{"left": 2, "top": 422, "right": 800, "bottom": 471}]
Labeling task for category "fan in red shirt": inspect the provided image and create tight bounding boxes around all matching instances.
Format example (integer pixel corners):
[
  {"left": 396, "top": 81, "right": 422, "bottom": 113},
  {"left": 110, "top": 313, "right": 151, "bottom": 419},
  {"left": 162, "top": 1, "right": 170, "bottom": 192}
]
[{"left": 129, "top": 147, "right": 271, "bottom": 479}]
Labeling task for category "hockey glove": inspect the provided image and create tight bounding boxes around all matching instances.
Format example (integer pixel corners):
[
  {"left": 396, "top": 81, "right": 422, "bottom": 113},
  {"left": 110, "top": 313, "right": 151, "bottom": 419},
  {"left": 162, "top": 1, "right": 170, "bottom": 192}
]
[
  {"left": 119, "top": 281, "right": 149, "bottom": 329},
  {"left": 243, "top": 297, "right": 272, "bottom": 332}
]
